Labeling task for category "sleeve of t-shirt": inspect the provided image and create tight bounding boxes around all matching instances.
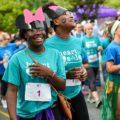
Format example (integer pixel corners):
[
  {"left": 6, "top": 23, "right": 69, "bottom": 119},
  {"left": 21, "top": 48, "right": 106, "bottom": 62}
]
[
  {"left": 106, "top": 47, "right": 116, "bottom": 62},
  {"left": 81, "top": 48, "right": 88, "bottom": 63},
  {"left": 2, "top": 55, "right": 21, "bottom": 86},
  {"left": 56, "top": 52, "right": 66, "bottom": 80},
  {"left": 81, "top": 38, "right": 85, "bottom": 48},
  {"left": 44, "top": 38, "right": 55, "bottom": 49},
  {"left": 9, "top": 43, "right": 17, "bottom": 51},
  {"left": 96, "top": 36, "right": 102, "bottom": 46},
  {"left": 101, "top": 40, "right": 104, "bottom": 48}
]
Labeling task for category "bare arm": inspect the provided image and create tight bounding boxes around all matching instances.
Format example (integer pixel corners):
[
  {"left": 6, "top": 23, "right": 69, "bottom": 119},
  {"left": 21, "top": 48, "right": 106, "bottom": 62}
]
[
  {"left": 46, "top": 73, "right": 66, "bottom": 90},
  {"left": 6, "top": 83, "right": 18, "bottom": 120},
  {"left": 0, "top": 58, "right": 8, "bottom": 64},
  {"left": 106, "top": 61, "right": 120, "bottom": 73}
]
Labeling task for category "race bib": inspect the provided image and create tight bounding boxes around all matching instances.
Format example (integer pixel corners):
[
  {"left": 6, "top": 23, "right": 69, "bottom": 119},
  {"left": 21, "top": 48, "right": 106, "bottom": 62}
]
[
  {"left": 88, "top": 54, "right": 98, "bottom": 63},
  {"left": 25, "top": 83, "right": 51, "bottom": 101},
  {"left": 66, "top": 79, "right": 81, "bottom": 86}
]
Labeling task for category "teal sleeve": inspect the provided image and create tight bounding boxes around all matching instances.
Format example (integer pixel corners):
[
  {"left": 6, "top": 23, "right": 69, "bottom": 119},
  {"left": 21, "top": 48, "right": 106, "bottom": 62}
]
[
  {"left": 56, "top": 52, "right": 66, "bottom": 80},
  {"left": 81, "top": 38, "right": 84, "bottom": 48},
  {"left": 2, "top": 55, "right": 20, "bottom": 86},
  {"left": 97, "top": 37, "right": 102, "bottom": 46}
]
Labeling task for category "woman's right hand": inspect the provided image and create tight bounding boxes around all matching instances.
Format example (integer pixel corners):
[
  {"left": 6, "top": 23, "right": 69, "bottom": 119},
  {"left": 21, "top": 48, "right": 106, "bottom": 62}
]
[{"left": 29, "top": 63, "right": 53, "bottom": 78}]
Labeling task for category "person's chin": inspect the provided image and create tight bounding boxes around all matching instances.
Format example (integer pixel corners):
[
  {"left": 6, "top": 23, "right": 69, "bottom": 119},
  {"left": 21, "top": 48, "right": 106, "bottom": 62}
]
[{"left": 34, "top": 42, "right": 43, "bottom": 46}]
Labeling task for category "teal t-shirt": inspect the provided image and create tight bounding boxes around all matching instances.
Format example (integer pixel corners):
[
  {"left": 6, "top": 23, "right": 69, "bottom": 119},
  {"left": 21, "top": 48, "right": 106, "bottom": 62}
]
[
  {"left": 2, "top": 47, "right": 66, "bottom": 118},
  {"left": 101, "top": 38, "right": 110, "bottom": 62},
  {"left": 82, "top": 35, "right": 101, "bottom": 67},
  {"left": 45, "top": 35, "right": 85, "bottom": 99}
]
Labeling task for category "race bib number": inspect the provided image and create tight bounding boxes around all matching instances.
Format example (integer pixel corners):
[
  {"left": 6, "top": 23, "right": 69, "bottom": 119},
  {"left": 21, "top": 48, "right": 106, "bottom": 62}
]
[
  {"left": 66, "top": 79, "right": 81, "bottom": 86},
  {"left": 88, "top": 54, "right": 98, "bottom": 63},
  {"left": 25, "top": 83, "right": 51, "bottom": 101}
]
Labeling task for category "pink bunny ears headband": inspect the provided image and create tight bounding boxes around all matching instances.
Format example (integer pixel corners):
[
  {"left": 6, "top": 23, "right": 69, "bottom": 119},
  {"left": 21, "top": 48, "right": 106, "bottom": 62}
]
[
  {"left": 23, "top": 8, "right": 45, "bottom": 24},
  {"left": 16, "top": 8, "right": 47, "bottom": 30}
]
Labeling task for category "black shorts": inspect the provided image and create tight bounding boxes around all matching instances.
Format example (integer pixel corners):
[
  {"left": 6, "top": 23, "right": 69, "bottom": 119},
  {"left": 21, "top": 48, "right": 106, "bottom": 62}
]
[
  {"left": 0, "top": 75, "right": 8, "bottom": 96},
  {"left": 70, "top": 91, "right": 90, "bottom": 120}
]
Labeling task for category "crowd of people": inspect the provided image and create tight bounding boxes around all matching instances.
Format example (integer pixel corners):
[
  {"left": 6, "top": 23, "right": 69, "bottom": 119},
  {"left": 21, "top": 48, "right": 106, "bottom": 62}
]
[{"left": 0, "top": 2, "right": 120, "bottom": 120}]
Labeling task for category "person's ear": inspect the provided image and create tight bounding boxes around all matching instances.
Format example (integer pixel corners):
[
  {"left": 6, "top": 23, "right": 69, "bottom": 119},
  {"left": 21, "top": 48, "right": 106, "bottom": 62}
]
[
  {"left": 53, "top": 18, "right": 60, "bottom": 25},
  {"left": 24, "top": 32, "right": 28, "bottom": 39}
]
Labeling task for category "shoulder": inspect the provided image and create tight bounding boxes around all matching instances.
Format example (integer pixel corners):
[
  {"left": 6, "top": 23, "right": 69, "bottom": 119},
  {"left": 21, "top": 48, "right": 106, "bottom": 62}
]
[
  {"left": 7, "top": 43, "right": 16, "bottom": 47},
  {"left": 70, "top": 36, "right": 82, "bottom": 44},
  {"left": 92, "top": 35, "right": 100, "bottom": 40},
  {"left": 107, "top": 41, "right": 115, "bottom": 48},
  {"left": 10, "top": 49, "right": 25, "bottom": 60},
  {"left": 46, "top": 46, "right": 58, "bottom": 52},
  {"left": 45, "top": 47, "right": 62, "bottom": 60},
  {"left": 45, "top": 35, "right": 56, "bottom": 42}
]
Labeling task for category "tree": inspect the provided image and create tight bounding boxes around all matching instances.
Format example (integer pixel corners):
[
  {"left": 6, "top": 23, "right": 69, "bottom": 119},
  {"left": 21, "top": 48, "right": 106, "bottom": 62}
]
[
  {"left": 0, "top": 0, "right": 28, "bottom": 33},
  {"left": 72, "top": 0, "right": 104, "bottom": 21},
  {"left": 104, "top": 0, "right": 120, "bottom": 9},
  {"left": 0, "top": 0, "right": 106, "bottom": 33}
]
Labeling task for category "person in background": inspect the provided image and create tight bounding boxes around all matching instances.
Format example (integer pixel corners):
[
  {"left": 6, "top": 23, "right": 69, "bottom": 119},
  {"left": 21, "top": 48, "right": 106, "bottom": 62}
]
[
  {"left": 115, "top": 12, "right": 120, "bottom": 21},
  {"left": 73, "top": 23, "right": 85, "bottom": 40},
  {"left": 2, "top": 8, "right": 66, "bottom": 120},
  {"left": 101, "top": 22, "right": 112, "bottom": 81},
  {"left": 43, "top": 3, "right": 89, "bottom": 120},
  {"left": 0, "top": 32, "right": 21, "bottom": 109},
  {"left": 82, "top": 23, "right": 103, "bottom": 108},
  {"left": 102, "top": 20, "right": 120, "bottom": 120},
  {"left": 90, "top": 19, "right": 99, "bottom": 37},
  {"left": 48, "top": 27, "right": 55, "bottom": 37},
  {"left": 13, "top": 35, "right": 27, "bottom": 53}
]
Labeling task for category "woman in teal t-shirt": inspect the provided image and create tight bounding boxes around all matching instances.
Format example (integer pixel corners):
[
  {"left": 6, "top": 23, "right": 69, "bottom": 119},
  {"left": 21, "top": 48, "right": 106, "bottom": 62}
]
[
  {"left": 43, "top": 3, "right": 89, "bottom": 120},
  {"left": 2, "top": 8, "right": 66, "bottom": 120},
  {"left": 82, "top": 23, "right": 103, "bottom": 108}
]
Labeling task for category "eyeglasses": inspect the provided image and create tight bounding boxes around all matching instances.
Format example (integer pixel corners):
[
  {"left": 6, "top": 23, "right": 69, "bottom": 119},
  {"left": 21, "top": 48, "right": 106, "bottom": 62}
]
[{"left": 65, "top": 11, "right": 73, "bottom": 16}]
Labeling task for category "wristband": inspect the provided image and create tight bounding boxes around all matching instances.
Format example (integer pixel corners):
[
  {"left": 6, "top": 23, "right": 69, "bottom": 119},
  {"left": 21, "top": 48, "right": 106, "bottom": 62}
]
[{"left": 51, "top": 72, "right": 55, "bottom": 78}]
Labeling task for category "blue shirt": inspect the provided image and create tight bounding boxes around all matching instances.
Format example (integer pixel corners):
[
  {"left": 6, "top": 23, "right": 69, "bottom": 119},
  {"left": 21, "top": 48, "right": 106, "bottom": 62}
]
[
  {"left": 106, "top": 41, "right": 120, "bottom": 74},
  {"left": 0, "top": 43, "right": 17, "bottom": 75}
]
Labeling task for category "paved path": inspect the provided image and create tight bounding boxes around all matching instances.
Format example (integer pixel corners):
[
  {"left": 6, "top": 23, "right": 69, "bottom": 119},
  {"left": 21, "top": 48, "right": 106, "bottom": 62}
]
[{"left": 0, "top": 96, "right": 101, "bottom": 120}]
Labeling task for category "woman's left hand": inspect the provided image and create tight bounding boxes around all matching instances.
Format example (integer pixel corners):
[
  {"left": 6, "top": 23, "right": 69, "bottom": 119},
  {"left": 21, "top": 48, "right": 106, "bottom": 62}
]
[
  {"left": 66, "top": 67, "right": 87, "bottom": 82},
  {"left": 78, "top": 68, "right": 87, "bottom": 82},
  {"left": 98, "top": 46, "right": 103, "bottom": 52}
]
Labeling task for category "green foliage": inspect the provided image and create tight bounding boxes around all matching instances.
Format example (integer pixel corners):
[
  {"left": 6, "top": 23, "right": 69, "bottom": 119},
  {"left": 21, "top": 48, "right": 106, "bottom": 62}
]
[
  {"left": 104, "top": 0, "right": 120, "bottom": 9},
  {"left": 1, "top": 0, "right": 119, "bottom": 33},
  {"left": 0, "top": 0, "right": 28, "bottom": 33}
]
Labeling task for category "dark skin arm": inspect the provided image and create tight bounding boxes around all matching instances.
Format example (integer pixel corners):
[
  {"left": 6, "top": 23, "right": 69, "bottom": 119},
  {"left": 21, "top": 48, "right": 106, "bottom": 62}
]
[
  {"left": 66, "top": 67, "right": 87, "bottom": 82},
  {"left": 107, "top": 61, "right": 120, "bottom": 73},
  {"left": 29, "top": 63, "right": 65, "bottom": 90},
  {"left": 6, "top": 83, "right": 18, "bottom": 120}
]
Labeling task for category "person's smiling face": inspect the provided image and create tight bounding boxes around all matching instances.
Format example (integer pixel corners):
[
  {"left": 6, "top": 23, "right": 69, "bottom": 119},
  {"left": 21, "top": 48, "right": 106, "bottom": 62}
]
[{"left": 25, "top": 29, "right": 46, "bottom": 47}]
